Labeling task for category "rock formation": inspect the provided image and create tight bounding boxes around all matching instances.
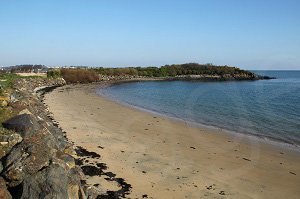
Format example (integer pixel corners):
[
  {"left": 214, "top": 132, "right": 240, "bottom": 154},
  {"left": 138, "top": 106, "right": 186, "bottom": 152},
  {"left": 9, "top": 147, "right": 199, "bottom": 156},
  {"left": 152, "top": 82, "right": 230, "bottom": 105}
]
[{"left": 0, "top": 78, "right": 86, "bottom": 199}]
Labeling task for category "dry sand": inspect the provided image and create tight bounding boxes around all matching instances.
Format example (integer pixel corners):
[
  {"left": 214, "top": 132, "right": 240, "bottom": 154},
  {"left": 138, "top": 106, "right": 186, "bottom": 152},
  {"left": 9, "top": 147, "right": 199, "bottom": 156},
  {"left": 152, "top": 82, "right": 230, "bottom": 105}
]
[{"left": 44, "top": 83, "right": 300, "bottom": 199}]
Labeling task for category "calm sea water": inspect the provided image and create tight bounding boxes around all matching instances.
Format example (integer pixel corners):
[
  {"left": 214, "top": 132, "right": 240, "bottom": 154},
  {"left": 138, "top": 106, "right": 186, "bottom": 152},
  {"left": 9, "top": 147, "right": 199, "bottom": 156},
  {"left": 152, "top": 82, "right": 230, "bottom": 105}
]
[{"left": 97, "top": 71, "right": 300, "bottom": 146}]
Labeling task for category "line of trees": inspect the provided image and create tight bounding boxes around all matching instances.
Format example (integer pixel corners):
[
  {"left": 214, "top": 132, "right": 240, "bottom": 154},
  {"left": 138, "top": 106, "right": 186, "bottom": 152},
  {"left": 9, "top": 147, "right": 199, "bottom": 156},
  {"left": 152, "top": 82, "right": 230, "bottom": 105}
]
[
  {"left": 92, "top": 63, "right": 255, "bottom": 77},
  {"left": 46, "top": 63, "right": 261, "bottom": 82},
  {"left": 7, "top": 65, "right": 46, "bottom": 73}
]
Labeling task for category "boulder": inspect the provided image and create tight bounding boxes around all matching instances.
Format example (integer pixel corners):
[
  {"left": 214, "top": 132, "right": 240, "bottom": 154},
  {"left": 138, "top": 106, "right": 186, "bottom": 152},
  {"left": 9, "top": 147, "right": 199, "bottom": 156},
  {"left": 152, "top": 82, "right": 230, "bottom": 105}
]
[
  {"left": 2, "top": 112, "right": 70, "bottom": 187},
  {"left": 3, "top": 129, "right": 55, "bottom": 187},
  {"left": 84, "top": 186, "right": 105, "bottom": 199},
  {"left": 20, "top": 164, "right": 82, "bottom": 199},
  {"left": 2, "top": 114, "right": 39, "bottom": 137}
]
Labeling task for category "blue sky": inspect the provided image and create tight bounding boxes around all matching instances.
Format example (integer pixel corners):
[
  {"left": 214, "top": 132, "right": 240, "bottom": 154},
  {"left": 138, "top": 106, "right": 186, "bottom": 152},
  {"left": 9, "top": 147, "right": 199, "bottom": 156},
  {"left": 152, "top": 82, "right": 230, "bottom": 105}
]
[{"left": 0, "top": 0, "right": 299, "bottom": 69}]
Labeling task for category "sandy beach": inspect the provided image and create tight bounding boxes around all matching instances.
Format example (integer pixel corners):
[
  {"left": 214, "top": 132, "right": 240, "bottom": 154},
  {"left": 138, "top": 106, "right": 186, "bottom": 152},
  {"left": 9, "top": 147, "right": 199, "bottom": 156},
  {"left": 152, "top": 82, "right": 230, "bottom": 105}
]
[{"left": 44, "top": 83, "right": 300, "bottom": 199}]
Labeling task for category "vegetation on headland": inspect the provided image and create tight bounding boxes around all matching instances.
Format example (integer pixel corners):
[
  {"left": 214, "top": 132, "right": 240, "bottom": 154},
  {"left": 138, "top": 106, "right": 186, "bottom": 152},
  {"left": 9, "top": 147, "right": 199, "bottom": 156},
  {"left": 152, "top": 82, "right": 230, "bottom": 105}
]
[
  {"left": 60, "top": 69, "right": 99, "bottom": 83},
  {"left": 2, "top": 62, "right": 274, "bottom": 85},
  {"left": 45, "top": 63, "right": 273, "bottom": 82},
  {"left": 91, "top": 63, "right": 254, "bottom": 77}
]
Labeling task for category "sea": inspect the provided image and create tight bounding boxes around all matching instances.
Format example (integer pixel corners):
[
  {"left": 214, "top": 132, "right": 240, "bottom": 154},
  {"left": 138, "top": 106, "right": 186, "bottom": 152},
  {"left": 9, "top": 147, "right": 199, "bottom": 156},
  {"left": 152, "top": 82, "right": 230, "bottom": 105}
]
[{"left": 97, "top": 71, "right": 300, "bottom": 147}]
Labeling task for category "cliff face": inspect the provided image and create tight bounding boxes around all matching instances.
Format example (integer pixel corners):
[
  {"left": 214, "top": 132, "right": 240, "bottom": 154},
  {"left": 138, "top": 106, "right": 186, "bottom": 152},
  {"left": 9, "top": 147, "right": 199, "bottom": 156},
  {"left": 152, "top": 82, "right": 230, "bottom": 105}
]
[{"left": 0, "top": 78, "right": 85, "bottom": 199}]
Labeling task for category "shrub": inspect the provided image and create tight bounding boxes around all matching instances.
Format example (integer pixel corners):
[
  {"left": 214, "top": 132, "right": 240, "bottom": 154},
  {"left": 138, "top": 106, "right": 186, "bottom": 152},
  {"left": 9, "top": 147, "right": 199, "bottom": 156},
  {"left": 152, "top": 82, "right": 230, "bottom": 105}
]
[
  {"left": 47, "top": 69, "right": 61, "bottom": 78},
  {"left": 60, "top": 69, "right": 99, "bottom": 84}
]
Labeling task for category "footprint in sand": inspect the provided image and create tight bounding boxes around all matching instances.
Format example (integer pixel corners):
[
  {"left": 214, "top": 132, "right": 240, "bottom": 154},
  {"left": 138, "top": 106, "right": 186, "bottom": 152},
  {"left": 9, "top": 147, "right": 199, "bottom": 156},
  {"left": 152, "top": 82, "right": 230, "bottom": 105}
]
[
  {"left": 242, "top": 158, "right": 251, "bottom": 161},
  {"left": 219, "top": 191, "right": 226, "bottom": 195},
  {"left": 205, "top": 184, "right": 216, "bottom": 190},
  {"left": 289, "top": 171, "right": 296, "bottom": 175}
]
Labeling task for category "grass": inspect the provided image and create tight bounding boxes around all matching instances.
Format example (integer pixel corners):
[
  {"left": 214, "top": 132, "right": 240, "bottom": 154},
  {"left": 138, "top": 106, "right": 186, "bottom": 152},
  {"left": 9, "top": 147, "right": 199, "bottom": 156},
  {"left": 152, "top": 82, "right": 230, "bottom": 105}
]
[
  {"left": 0, "top": 72, "right": 44, "bottom": 94},
  {"left": 0, "top": 73, "right": 20, "bottom": 91},
  {"left": 0, "top": 73, "right": 19, "bottom": 125},
  {"left": 0, "top": 108, "right": 13, "bottom": 125},
  {"left": 0, "top": 72, "right": 43, "bottom": 125}
]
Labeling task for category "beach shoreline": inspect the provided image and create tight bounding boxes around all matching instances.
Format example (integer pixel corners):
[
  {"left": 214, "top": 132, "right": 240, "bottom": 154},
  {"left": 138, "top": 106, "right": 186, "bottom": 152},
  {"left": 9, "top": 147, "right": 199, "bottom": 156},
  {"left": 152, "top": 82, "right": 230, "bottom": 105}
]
[
  {"left": 97, "top": 83, "right": 300, "bottom": 153},
  {"left": 44, "top": 82, "right": 300, "bottom": 199}
]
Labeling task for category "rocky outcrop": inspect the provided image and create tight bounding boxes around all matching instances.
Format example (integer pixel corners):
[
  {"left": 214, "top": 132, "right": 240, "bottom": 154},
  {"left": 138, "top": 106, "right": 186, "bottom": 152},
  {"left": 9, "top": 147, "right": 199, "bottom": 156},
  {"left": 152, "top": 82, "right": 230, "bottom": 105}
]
[{"left": 0, "top": 78, "right": 87, "bottom": 199}]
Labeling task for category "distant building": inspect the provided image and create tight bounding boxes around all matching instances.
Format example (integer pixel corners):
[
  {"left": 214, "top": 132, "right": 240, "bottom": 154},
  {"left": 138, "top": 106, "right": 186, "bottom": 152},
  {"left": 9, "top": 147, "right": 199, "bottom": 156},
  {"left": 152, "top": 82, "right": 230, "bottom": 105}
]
[{"left": 33, "top": 68, "right": 48, "bottom": 73}]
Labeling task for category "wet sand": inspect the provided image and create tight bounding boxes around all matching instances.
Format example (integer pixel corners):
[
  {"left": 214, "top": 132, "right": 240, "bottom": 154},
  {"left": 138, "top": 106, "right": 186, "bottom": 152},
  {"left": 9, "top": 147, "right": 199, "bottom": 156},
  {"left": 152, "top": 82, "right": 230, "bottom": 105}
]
[{"left": 44, "top": 83, "right": 300, "bottom": 199}]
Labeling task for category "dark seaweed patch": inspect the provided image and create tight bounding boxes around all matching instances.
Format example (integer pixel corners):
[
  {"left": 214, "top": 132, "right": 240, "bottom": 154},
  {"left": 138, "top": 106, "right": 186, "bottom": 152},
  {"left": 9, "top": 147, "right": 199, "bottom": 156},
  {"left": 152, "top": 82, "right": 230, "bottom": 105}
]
[
  {"left": 76, "top": 146, "right": 132, "bottom": 198},
  {"left": 81, "top": 165, "right": 103, "bottom": 176},
  {"left": 96, "top": 163, "right": 107, "bottom": 170},
  {"left": 75, "top": 146, "right": 101, "bottom": 158},
  {"left": 103, "top": 178, "right": 132, "bottom": 198},
  {"left": 75, "top": 158, "right": 84, "bottom": 166},
  {"left": 105, "top": 172, "right": 116, "bottom": 178}
]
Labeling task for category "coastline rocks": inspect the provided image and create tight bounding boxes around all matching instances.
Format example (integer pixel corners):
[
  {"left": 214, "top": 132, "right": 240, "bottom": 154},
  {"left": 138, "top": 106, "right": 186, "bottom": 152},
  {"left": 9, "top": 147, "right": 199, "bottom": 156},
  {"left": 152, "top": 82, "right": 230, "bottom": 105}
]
[
  {"left": 7, "top": 133, "right": 23, "bottom": 146},
  {"left": 13, "top": 78, "right": 66, "bottom": 93},
  {"left": 8, "top": 100, "right": 27, "bottom": 113},
  {"left": 4, "top": 136, "right": 52, "bottom": 187},
  {"left": 2, "top": 113, "right": 68, "bottom": 187},
  {"left": 0, "top": 131, "right": 23, "bottom": 159},
  {"left": 84, "top": 186, "right": 105, "bottom": 199},
  {"left": 0, "top": 78, "right": 84, "bottom": 198},
  {"left": 2, "top": 114, "right": 38, "bottom": 137},
  {"left": 20, "top": 164, "right": 82, "bottom": 199}
]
